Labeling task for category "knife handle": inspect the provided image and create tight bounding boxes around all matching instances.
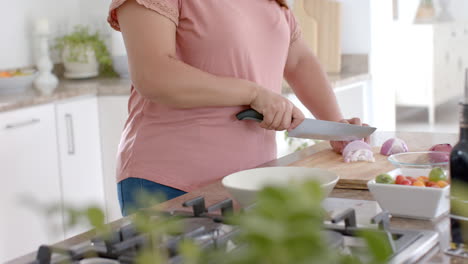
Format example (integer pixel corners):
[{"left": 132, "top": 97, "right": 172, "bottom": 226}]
[{"left": 236, "top": 109, "right": 264, "bottom": 122}]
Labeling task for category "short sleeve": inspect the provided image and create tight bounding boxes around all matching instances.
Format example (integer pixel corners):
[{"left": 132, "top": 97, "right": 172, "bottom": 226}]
[
  {"left": 108, "top": 0, "right": 180, "bottom": 31},
  {"left": 283, "top": 9, "right": 302, "bottom": 45}
]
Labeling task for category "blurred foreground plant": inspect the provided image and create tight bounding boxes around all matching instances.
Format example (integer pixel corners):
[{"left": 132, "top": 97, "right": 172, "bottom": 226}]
[{"left": 36, "top": 180, "right": 393, "bottom": 264}]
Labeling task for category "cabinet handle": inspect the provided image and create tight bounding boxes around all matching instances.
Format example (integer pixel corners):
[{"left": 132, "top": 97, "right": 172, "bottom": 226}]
[
  {"left": 5, "top": 118, "right": 40, "bottom": 130},
  {"left": 65, "top": 114, "right": 75, "bottom": 155}
]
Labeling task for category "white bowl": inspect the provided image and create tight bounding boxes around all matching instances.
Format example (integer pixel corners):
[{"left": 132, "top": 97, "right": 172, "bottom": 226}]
[
  {"left": 367, "top": 168, "right": 450, "bottom": 220},
  {"left": 0, "top": 72, "right": 36, "bottom": 94},
  {"left": 222, "top": 167, "right": 339, "bottom": 207}
]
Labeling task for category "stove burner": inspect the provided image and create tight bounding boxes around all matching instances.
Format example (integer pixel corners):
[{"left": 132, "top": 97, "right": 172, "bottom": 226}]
[{"left": 29, "top": 197, "right": 439, "bottom": 264}]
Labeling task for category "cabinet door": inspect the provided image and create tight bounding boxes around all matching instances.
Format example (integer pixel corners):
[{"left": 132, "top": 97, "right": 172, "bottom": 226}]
[
  {"left": 0, "top": 104, "right": 63, "bottom": 263},
  {"left": 98, "top": 96, "right": 129, "bottom": 222},
  {"left": 56, "top": 97, "right": 105, "bottom": 238}
]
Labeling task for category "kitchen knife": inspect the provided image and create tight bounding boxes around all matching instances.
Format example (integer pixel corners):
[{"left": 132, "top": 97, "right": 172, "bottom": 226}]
[{"left": 236, "top": 109, "right": 376, "bottom": 141}]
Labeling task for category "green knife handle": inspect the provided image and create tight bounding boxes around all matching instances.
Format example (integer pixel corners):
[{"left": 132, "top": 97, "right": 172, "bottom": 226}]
[{"left": 236, "top": 109, "right": 264, "bottom": 122}]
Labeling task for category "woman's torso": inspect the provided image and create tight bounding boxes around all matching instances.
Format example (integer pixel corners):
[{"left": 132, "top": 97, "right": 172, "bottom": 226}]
[{"left": 110, "top": 0, "right": 300, "bottom": 191}]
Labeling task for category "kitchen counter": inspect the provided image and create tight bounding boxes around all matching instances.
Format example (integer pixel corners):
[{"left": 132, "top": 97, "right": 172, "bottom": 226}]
[
  {"left": 0, "top": 78, "right": 131, "bottom": 113},
  {"left": 0, "top": 68, "right": 370, "bottom": 113},
  {"left": 7, "top": 131, "right": 466, "bottom": 264}
]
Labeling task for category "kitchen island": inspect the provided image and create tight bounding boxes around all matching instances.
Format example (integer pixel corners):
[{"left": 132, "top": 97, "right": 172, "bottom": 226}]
[{"left": 7, "top": 131, "right": 467, "bottom": 264}]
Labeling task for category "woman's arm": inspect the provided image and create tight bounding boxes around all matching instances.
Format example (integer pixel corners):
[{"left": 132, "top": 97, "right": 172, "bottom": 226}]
[
  {"left": 284, "top": 38, "right": 368, "bottom": 153},
  {"left": 118, "top": 0, "right": 255, "bottom": 108},
  {"left": 117, "top": 0, "right": 303, "bottom": 130},
  {"left": 283, "top": 38, "right": 343, "bottom": 122}
]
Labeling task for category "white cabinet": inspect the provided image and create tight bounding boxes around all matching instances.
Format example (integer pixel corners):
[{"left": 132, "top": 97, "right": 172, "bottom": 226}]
[
  {"left": 0, "top": 104, "right": 63, "bottom": 263},
  {"left": 391, "top": 1, "right": 468, "bottom": 125},
  {"left": 55, "top": 97, "right": 105, "bottom": 238},
  {"left": 98, "top": 96, "right": 129, "bottom": 222}
]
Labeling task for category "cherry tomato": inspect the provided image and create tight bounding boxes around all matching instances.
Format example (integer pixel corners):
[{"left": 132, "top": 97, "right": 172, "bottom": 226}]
[
  {"left": 417, "top": 176, "right": 429, "bottom": 181},
  {"left": 407, "top": 177, "right": 418, "bottom": 183},
  {"left": 437, "top": 180, "right": 449, "bottom": 188},
  {"left": 396, "top": 175, "right": 406, "bottom": 184},
  {"left": 401, "top": 179, "right": 412, "bottom": 185},
  {"left": 413, "top": 181, "right": 425, "bottom": 187}
]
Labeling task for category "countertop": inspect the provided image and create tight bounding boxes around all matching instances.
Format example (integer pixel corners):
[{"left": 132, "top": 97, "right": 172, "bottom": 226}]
[
  {"left": 0, "top": 70, "right": 370, "bottom": 113},
  {"left": 7, "top": 131, "right": 468, "bottom": 264},
  {"left": 0, "top": 78, "right": 132, "bottom": 113}
]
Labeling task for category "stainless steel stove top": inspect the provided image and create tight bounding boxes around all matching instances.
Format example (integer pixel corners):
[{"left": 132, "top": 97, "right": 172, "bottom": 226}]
[{"left": 28, "top": 197, "right": 441, "bottom": 264}]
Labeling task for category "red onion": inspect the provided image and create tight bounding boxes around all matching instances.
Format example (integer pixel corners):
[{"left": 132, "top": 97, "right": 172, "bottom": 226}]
[
  {"left": 380, "top": 138, "right": 408, "bottom": 156},
  {"left": 342, "top": 140, "right": 375, "bottom": 163},
  {"left": 428, "top": 144, "right": 452, "bottom": 163},
  {"left": 429, "top": 143, "right": 452, "bottom": 153}
]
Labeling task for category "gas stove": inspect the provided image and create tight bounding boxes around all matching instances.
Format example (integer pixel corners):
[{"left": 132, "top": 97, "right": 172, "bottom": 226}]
[{"left": 28, "top": 197, "right": 439, "bottom": 264}]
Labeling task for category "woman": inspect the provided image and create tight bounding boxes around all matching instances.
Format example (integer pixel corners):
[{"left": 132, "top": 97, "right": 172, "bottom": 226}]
[{"left": 108, "top": 0, "right": 365, "bottom": 216}]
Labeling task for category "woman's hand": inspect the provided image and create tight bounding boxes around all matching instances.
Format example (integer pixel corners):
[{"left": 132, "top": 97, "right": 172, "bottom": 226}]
[
  {"left": 330, "top": 118, "right": 371, "bottom": 154},
  {"left": 250, "top": 86, "right": 305, "bottom": 131}
]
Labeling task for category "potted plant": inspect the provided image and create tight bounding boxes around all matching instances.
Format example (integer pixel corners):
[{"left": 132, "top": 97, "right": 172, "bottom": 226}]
[{"left": 56, "top": 25, "right": 116, "bottom": 79}]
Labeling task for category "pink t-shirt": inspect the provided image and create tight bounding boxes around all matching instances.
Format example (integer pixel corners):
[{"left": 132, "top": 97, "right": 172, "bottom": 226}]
[{"left": 108, "top": 0, "right": 301, "bottom": 192}]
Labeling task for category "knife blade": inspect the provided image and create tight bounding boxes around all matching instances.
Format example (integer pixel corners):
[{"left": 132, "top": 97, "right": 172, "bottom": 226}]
[{"left": 236, "top": 109, "right": 376, "bottom": 141}]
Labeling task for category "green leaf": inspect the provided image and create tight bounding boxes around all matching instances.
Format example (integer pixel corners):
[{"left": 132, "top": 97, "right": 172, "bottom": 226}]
[
  {"left": 359, "top": 230, "right": 393, "bottom": 263},
  {"left": 86, "top": 207, "right": 105, "bottom": 228}
]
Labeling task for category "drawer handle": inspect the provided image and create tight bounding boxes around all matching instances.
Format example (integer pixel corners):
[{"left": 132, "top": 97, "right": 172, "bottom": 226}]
[
  {"left": 65, "top": 114, "right": 75, "bottom": 155},
  {"left": 5, "top": 118, "right": 40, "bottom": 129}
]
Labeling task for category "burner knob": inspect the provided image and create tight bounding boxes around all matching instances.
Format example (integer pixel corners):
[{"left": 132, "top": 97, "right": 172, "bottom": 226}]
[
  {"left": 331, "top": 208, "right": 357, "bottom": 229},
  {"left": 182, "top": 196, "right": 206, "bottom": 217},
  {"left": 371, "top": 210, "right": 392, "bottom": 231},
  {"left": 205, "top": 199, "right": 234, "bottom": 216}
]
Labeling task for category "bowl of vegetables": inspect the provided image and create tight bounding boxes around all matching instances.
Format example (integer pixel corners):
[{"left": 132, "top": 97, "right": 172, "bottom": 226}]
[
  {"left": 0, "top": 69, "right": 37, "bottom": 94},
  {"left": 367, "top": 166, "right": 450, "bottom": 220}
]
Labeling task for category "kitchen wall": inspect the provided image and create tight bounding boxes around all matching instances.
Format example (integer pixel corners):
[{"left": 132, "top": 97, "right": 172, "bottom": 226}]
[
  {"left": 3, "top": 0, "right": 372, "bottom": 70},
  {"left": 0, "top": 0, "right": 112, "bottom": 70},
  {"left": 336, "top": 0, "right": 371, "bottom": 55}
]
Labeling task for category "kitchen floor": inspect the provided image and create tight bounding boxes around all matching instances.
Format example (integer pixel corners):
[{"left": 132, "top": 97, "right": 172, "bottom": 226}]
[{"left": 396, "top": 97, "right": 460, "bottom": 134}]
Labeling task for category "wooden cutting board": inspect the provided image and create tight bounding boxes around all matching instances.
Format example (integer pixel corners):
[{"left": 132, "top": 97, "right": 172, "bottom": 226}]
[{"left": 288, "top": 147, "right": 396, "bottom": 190}]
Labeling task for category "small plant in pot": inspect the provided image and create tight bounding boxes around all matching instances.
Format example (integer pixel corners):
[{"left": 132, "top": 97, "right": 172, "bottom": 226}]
[{"left": 55, "top": 25, "right": 116, "bottom": 79}]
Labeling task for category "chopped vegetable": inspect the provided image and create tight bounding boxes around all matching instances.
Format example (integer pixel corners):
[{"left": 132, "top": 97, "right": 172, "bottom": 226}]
[
  {"left": 342, "top": 140, "right": 375, "bottom": 163},
  {"left": 376, "top": 174, "right": 394, "bottom": 184},
  {"left": 380, "top": 138, "right": 409, "bottom": 156}
]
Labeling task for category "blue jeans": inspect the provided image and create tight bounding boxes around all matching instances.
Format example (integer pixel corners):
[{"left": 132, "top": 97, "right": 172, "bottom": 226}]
[{"left": 117, "top": 177, "right": 186, "bottom": 216}]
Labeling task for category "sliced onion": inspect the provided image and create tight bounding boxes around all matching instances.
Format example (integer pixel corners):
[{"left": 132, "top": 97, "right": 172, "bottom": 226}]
[
  {"left": 380, "top": 138, "right": 408, "bottom": 156},
  {"left": 342, "top": 140, "right": 375, "bottom": 163}
]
